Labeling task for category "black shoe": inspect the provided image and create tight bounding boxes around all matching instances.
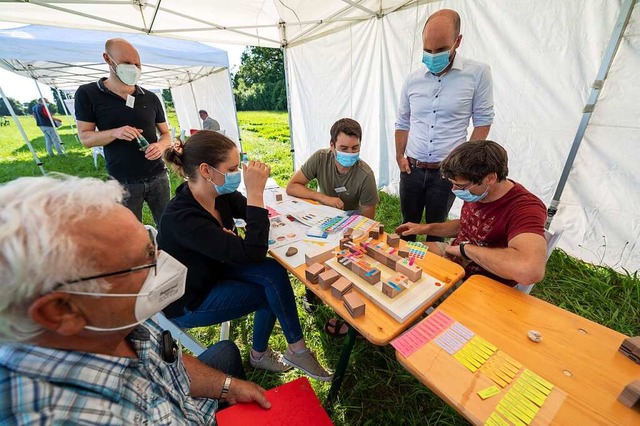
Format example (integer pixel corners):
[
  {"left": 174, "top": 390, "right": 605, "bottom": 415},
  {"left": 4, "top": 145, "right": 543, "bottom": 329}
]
[{"left": 303, "top": 290, "right": 319, "bottom": 314}]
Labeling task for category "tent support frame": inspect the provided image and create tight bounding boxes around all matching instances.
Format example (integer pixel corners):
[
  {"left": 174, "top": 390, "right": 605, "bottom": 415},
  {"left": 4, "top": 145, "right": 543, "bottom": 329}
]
[
  {"left": 546, "top": 0, "right": 637, "bottom": 229},
  {"left": 280, "top": 22, "right": 296, "bottom": 173}
]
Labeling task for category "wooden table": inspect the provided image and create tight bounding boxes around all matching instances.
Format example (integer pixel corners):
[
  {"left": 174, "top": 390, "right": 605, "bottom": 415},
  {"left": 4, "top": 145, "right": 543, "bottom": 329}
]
[
  {"left": 271, "top": 238, "right": 465, "bottom": 406},
  {"left": 396, "top": 275, "right": 640, "bottom": 425}
]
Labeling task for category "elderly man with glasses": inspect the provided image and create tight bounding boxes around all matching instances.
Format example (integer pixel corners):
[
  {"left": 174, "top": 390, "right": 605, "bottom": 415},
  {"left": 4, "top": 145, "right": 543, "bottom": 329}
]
[
  {"left": 0, "top": 175, "right": 270, "bottom": 424},
  {"left": 396, "top": 140, "right": 548, "bottom": 287}
]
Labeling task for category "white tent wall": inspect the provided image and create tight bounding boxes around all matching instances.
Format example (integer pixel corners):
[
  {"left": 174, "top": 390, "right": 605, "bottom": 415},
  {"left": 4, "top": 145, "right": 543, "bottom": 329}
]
[
  {"left": 170, "top": 70, "right": 240, "bottom": 144},
  {"left": 288, "top": 0, "right": 640, "bottom": 271}
]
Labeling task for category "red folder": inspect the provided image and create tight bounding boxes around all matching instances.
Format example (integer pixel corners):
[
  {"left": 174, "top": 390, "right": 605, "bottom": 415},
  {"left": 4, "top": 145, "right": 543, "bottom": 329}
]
[{"left": 216, "top": 377, "right": 333, "bottom": 426}]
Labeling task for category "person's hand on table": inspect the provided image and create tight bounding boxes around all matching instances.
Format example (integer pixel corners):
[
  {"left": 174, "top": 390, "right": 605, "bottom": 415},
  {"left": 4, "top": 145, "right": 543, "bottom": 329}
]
[
  {"left": 444, "top": 244, "right": 462, "bottom": 259},
  {"left": 321, "top": 194, "right": 344, "bottom": 210},
  {"left": 144, "top": 143, "right": 165, "bottom": 160},
  {"left": 225, "top": 378, "right": 271, "bottom": 408},
  {"left": 395, "top": 222, "right": 427, "bottom": 237},
  {"left": 243, "top": 160, "right": 270, "bottom": 195},
  {"left": 111, "top": 125, "right": 143, "bottom": 141}
]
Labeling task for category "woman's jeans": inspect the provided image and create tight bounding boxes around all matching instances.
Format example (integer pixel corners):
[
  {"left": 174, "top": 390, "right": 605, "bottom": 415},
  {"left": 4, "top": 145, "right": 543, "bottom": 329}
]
[{"left": 173, "top": 258, "right": 303, "bottom": 352}]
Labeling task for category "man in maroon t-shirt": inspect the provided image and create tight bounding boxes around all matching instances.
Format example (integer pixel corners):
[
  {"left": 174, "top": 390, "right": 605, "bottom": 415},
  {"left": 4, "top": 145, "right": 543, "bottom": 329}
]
[{"left": 396, "top": 140, "right": 547, "bottom": 287}]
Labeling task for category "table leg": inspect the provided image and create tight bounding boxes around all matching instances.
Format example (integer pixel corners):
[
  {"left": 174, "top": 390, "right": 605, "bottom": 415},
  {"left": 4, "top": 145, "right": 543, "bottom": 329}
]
[{"left": 325, "top": 325, "right": 357, "bottom": 409}]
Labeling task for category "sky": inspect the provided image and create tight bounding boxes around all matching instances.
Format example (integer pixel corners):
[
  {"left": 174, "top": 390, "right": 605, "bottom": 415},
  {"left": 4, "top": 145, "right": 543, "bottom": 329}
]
[{"left": 0, "top": 21, "right": 246, "bottom": 103}]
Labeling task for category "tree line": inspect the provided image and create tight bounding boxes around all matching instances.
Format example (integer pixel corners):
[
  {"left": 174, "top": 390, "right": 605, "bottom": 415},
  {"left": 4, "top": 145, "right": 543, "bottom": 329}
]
[{"left": 0, "top": 90, "right": 67, "bottom": 116}]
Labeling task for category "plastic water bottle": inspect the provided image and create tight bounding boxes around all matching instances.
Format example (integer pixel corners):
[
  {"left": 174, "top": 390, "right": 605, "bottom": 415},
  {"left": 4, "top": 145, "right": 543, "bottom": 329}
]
[{"left": 136, "top": 135, "right": 150, "bottom": 152}]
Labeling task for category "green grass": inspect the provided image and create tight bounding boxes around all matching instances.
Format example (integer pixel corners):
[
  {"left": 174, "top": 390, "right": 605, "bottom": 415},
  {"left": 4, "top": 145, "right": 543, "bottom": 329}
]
[{"left": 1, "top": 111, "right": 638, "bottom": 425}]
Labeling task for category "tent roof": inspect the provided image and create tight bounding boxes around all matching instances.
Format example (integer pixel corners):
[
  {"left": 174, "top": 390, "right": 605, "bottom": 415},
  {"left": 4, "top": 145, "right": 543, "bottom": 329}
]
[
  {"left": 0, "top": 24, "right": 230, "bottom": 88},
  {"left": 0, "top": 0, "right": 422, "bottom": 48}
]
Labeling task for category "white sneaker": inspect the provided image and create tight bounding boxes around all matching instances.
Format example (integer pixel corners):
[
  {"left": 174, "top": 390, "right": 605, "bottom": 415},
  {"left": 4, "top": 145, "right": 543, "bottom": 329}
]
[
  {"left": 249, "top": 348, "right": 292, "bottom": 372},
  {"left": 284, "top": 348, "right": 333, "bottom": 381}
]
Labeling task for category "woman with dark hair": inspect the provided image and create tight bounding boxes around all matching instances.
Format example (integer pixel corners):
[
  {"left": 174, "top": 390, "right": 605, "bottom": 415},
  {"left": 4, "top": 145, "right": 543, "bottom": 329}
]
[{"left": 158, "top": 130, "right": 331, "bottom": 381}]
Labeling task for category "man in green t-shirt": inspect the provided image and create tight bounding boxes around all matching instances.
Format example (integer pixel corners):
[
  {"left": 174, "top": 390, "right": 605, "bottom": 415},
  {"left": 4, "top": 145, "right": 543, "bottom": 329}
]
[
  {"left": 287, "top": 118, "right": 379, "bottom": 335},
  {"left": 286, "top": 118, "right": 379, "bottom": 219}
]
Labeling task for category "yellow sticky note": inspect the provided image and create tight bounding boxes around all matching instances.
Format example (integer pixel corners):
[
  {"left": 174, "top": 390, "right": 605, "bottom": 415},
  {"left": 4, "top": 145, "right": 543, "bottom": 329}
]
[
  {"left": 522, "top": 370, "right": 553, "bottom": 391},
  {"left": 488, "top": 412, "right": 511, "bottom": 426},
  {"left": 496, "top": 403, "right": 527, "bottom": 426},
  {"left": 473, "top": 336, "right": 498, "bottom": 352},
  {"left": 507, "top": 388, "right": 540, "bottom": 415},
  {"left": 500, "top": 399, "right": 533, "bottom": 424},
  {"left": 454, "top": 352, "right": 478, "bottom": 372},
  {"left": 478, "top": 385, "right": 501, "bottom": 400},
  {"left": 520, "top": 373, "right": 552, "bottom": 396},
  {"left": 504, "top": 392, "right": 538, "bottom": 419}
]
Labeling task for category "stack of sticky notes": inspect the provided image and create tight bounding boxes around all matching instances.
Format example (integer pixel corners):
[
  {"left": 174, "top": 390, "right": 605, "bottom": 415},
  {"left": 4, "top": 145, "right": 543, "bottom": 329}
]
[
  {"left": 480, "top": 351, "right": 522, "bottom": 387},
  {"left": 433, "top": 322, "right": 474, "bottom": 354},
  {"left": 484, "top": 369, "right": 554, "bottom": 426},
  {"left": 407, "top": 241, "right": 428, "bottom": 259},
  {"left": 451, "top": 335, "right": 497, "bottom": 372},
  {"left": 391, "top": 310, "right": 454, "bottom": 357}
]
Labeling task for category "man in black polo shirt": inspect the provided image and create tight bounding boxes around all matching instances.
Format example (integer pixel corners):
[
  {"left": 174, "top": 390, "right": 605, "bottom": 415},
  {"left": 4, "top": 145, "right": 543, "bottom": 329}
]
[{"left": 75, "top": 38, "right": 171, "bottom": 225}]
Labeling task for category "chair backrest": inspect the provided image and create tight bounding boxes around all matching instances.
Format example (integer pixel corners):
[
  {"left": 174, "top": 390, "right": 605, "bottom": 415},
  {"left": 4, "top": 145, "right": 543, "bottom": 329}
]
[{"left": 515, "top": 229, "right": 564, "bottom": 295}]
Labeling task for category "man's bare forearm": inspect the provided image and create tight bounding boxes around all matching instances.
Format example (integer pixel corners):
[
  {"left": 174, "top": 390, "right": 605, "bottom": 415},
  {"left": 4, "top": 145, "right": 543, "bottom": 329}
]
[
  {"left": 395, "top": 130, "right": 409, "bottom": 159},
  {"left": 424, "top": 220, "right": 460, "bottom": 238},
  {"left": 78, "top": 129, "right": 117, "bottom": 148}
]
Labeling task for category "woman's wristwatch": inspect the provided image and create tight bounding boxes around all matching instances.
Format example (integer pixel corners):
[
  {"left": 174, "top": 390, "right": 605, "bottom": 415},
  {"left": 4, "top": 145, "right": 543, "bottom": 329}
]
[
  {"left": 219, "top": 375, "right": 232, "bottom": 401},
  {"left": 459, "top": 241, "right": 471, "bottom": 260}
]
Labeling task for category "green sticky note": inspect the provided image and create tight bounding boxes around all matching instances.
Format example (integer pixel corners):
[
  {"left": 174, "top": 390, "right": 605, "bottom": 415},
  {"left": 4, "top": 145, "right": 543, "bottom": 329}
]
[{"left": 478, "top": 385, "right": 501, "bottom": 400}]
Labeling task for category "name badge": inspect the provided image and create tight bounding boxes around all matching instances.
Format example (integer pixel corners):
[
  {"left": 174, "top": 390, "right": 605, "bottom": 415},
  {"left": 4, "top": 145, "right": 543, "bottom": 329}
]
[
  {"left": 334, "top": 186, "right": 348, "bottom": 194},
  {"left": 126, "top": 94, "right": 135, "bottom": 108}
]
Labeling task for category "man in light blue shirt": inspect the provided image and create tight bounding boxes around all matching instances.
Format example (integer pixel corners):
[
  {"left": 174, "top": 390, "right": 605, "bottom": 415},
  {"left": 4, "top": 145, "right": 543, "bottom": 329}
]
[{"left": 395, "top": 9, "right": 494, "bottom": 242}]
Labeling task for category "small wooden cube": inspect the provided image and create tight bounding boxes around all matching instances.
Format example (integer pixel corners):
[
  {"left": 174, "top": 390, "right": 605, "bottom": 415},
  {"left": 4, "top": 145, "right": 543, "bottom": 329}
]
[
  {"left": 340, "top": 237, "right": 352, "bottom": 250},
  {"left": 395, "top": 257, "right": 423, "bottom": 282},
  {"left": 382, "top": 279, "right": 404, "bottom": 298},
  {"left": 387, "top": 233, "right": 400, "bottom": 247},
  {"left": 369, "top": 228, "right": 380, "bottom": 239},
  {"left": 275, "top": 193, "right": 283, "bottom": 202},
  {"left": 343, "top": 228, "right": 353, "bottom": 238},
  {"left": 617, "top": 380, "right": 640, "bottom": 408},
  {"left": 331, "top": 277, "right": 353, "bottom": 299},
  {"left": 378, "top": 224, "right": 384, "bottom": 235},
  {"left": 343, "top": 292, "right": 365, "bottom": 318},
  {"left": 397, "top": 247, "right": 410, "bottom": 258},
  {"left": 305, "top": 262, "right": 325, "bottom": 284},
  {"left": 318, "top": 269, "right": 340, "bottom": 290},
  {"left": 363, "top": 268, "right": 381, "bottom": 285},
  {"left": 619, "top": 336, "right": 640, "bottom": 364},
  {"left": 383, "top": 252, "right": 402, "bottom": 269}
]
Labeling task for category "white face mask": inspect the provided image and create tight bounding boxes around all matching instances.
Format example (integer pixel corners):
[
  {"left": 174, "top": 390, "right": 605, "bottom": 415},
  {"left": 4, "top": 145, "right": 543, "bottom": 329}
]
[
  {"left": 60, "top": 252, "right": 187, "bottom": 332},
  {"left": 108, "top": 54, "right": 142, "bottom": 86}
]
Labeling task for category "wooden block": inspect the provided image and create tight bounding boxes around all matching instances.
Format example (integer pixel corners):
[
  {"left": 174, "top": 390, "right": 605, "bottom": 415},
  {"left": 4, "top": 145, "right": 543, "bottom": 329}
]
[
  {"left": 275, "top": 193, "right": 283, "bottom": 202},
  {"left": 369, "top": 229, "right": 380, "bottom": 239},
  {"left": 378, "top": 224, "right": 384, "bottom": 235},
  {"left": 343, "top": 291, "right": 365, "bottom": 318},
  {"left": 305, "top": 263, "right": 325, "bottom": 284},
  {"left": 617, "top": 380, "right": 640, "bottom": 408},
  {"left": 396, "top": 257, "right": 423, "bottom": 282},
  {"left": 389, "top": 272, "right": 409, "bottom": 287},
  {"left": 383, "top": 252, "right": 402, "bottom": 269},
  {"left": 305, "top": 245, "right": 335, "bottom": 266},
  {"left": 331, "top": 277, "right": 353, "bottom": 299},
  {"left": 619, "top": 336, "right": 640, "bottom": 364},
  {"left": 343, "top": 228, "right": 353, "bottom": 238},
  {"left": 397, "top": 247, "right": 410, "bottom": 258},
  {"left": 382, "top": 279, "right": 404, "bottom": 298},
  {"left": 386, "top": 233, "right": 400, "bottom": 247},
  {"left": 318, "top": 269, "right": 340, "bottom": 290},
  {"left": 340, "top": 237, "right": 352, "bottom": 250},
  {"left": 363, "top": 268, "right": 381, "bottom": 285}
]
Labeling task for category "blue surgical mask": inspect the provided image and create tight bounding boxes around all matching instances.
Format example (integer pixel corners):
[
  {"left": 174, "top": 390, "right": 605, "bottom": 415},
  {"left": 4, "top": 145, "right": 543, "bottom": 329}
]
[
  {"left": 422, "top": 51, "right": 451, "bottom": 74},
  {"left": 335, "top": 151, "right": 359, "bottom": 168},
  {"left": 209, "top": 167, "right": 241, "bottom": 195},
  {"left": 452, "top": 185, "right": 490, "bottom": 203}
]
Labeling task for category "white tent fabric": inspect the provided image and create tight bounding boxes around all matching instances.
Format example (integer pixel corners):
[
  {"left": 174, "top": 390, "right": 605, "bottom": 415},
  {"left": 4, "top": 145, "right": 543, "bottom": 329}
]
[
  {"left": 0, "top": 24, "right": 239, "bottom": 142},
  {"left": 1, "top": 1, "right": 640, "bottom": 272}
]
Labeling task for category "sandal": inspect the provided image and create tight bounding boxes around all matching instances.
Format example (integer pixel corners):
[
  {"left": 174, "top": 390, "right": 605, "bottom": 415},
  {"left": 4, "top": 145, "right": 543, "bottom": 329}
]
[{"left": 323, "top": 318, "right": 349, "bottom": 337}]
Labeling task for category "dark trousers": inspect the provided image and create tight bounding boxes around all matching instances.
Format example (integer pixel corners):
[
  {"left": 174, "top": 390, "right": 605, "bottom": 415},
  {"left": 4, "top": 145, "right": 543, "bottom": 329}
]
[
  {"left": 197, "top": 340, "right": 246, "bottom": 380},
  {"left": 399, "top": 167, "right": 455, "bottom": 242},
  {"left": 122, "top": 172, "right": 171, "bottom": 226}
]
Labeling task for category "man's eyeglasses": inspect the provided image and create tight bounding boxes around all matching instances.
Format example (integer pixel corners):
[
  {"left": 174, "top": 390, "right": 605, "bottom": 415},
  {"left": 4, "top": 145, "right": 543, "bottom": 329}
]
[
  {"left": 54, "top": 229, "right": 158, "bottom": 287},
  {"left": 450, "top": 180, "right": 477, "bottom": 191}
]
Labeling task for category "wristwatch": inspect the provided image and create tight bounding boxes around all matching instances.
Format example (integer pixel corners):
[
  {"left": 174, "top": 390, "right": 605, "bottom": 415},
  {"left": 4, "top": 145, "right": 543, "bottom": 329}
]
[
  {"left": 219, "top": 375, "right": 232, "bottom": 401},
  {"left": 459, "top": 241, "right": 471, "bottom": 260}
]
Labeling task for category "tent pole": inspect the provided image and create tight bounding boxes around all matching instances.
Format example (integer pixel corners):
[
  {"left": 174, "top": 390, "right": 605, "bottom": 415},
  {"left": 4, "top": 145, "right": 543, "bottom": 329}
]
[
  {"left": 546, "top": 0, "right": 636, "bottom": 229},
  {"left": 279, "top": 21, "right": 296, "bottom": 173},
  {"left": 54, "top": 85, "right": 79, "bottom": 143},
  {"left": 226, "top": 68, "right": 243, "bottom": 152},
  {"left": 186, "top": 71, "right": 201, "bottom": 130},
  {"left": 0, "top": 85, "right": 46, "bottom": 176},
  {"left": 33, "top": 79, "right": 66, "bottom": 154}
]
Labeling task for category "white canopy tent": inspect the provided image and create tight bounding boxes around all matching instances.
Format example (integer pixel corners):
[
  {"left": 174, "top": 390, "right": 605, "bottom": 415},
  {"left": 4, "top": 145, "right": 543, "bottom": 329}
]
[
  {"left": 2, "top": 0, "right": 640, "bottom": 273},
  {"left": 0, "top": 24, "right": 240, "bottom": 147}
]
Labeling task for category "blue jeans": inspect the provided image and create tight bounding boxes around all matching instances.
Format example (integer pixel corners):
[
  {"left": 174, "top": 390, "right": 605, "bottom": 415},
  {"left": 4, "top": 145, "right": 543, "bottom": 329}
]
[
  {"left": 399, "top": 167, "right": 455, "bottom": 242},
  {"left": 172, "top": 258, "right": 303, "bottom": 352},
  {"left": 197, "top": 340, "right": 246, "bottom": 380},
  {"left": 122, "top": 172, "right": 170, "bottom": 226},
  {"left": 38, "top": 126, "right": 64, "bottom": 156}
]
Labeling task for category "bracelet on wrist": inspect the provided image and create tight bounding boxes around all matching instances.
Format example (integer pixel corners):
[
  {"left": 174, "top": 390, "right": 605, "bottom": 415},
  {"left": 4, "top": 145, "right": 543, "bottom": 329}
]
[
  {"left": 459, "top": 241, "right": 471, "bottom": 260},
  {"left": 219, "top": 375, "right": 232, "bottom": 401}
]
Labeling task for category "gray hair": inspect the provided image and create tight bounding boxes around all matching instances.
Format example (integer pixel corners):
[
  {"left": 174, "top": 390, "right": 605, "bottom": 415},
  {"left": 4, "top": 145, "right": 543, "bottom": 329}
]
[{"left": 0, "top": 175, "right": 125, "bottom": 342}]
